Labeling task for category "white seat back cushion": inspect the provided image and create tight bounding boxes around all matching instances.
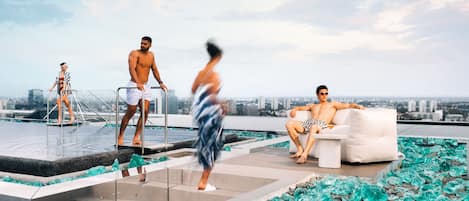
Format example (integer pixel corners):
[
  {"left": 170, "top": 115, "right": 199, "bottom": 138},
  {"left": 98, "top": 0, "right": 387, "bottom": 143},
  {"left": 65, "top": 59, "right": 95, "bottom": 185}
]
[{"left": 342, "top": 108, "right": 398, "bottom": 162}]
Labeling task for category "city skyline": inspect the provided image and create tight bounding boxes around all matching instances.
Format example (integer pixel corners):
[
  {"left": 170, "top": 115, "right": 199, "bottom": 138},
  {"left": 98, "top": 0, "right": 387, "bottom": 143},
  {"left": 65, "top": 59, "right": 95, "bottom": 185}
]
[{"left": 1, "top": 1, "right": 469, "bottom": 98}]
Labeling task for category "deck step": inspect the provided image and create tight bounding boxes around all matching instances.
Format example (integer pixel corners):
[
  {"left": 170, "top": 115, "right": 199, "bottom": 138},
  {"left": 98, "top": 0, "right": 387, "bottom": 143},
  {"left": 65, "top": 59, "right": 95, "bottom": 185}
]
[{"left": 170, "top": 184, "right": 241, "bottom": 201}]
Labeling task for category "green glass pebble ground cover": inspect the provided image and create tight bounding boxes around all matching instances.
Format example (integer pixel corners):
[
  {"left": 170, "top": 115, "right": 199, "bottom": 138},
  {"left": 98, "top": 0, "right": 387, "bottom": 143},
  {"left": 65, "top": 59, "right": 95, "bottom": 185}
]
[
  {"left": 229, "top": 130, "right": 279, "bottom": 141},
  {"left": 1, "top": 154, "right": 168, "bottom": 186},
  {"left": 271, "top": 137, "right": 468, "bottom": 201}
]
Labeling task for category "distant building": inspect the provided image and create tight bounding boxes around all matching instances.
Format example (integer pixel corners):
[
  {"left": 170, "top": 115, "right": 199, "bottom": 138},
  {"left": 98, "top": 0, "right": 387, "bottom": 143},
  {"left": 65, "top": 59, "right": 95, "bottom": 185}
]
[
  {"left": 0, "top": 99, "right": 5, "bottom": 110},
  {"left": 445, "top": 114, "right": 464, "bottom": 122},
  {"left": 258, "top": 96, "right": 265, "bottom": 110},
  {"left": 162, "top": 90, "right": 178, "bottom": 114},
  {"left": 236, "top": 103, "right": 247, "bottom": 115},
  {"left": 246, "top": 103, "right": 259, "bottom": 116},
  {"left": 433, "top": 110, "right": 443, "bottom": 121},
  {"left": 272, "top": 97, "right": 279, "bottom": 110},
  {"left": 6, "top": 99, "right": 15, "bottom": 110},
  {"left": 429, "top": 100, "right": 438, "bottom": 112},
  {"left": 227, "top": 100, "right": 237, "bottom": 115},
  {"left": 418, "top": 100, "right": 427, "bottom": 113},
  {"left": 284, "top": 98, "right": 291, "bottom": 110},
  {"left": 408, "top": 100, "right": 416, "bottom": 112},
  {"left": 28, "top": 89, "right": 44, "bottom": 109}
]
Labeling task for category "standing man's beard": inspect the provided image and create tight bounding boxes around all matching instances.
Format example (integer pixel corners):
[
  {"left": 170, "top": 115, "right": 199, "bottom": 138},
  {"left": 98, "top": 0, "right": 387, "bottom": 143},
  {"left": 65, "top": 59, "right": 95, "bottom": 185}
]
[{"left": 140, "top": 47, "right": 149, "bottom": 52}]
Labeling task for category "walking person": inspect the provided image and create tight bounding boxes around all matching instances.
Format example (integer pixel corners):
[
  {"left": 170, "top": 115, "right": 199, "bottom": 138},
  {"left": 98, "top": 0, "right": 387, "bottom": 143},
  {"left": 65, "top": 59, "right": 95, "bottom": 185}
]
[
  {"left": 191, "top": 41, "right": 226, "bottom": 191},
  {"left": 49, "top": 62, "right": 75, "bottom": 124}
]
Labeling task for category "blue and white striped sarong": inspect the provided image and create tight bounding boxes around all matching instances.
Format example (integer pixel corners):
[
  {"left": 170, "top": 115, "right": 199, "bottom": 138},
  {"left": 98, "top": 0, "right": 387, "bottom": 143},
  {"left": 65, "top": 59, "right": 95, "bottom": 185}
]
[{"left": 192, "top": 85, "right": 224, "bottom": 169}]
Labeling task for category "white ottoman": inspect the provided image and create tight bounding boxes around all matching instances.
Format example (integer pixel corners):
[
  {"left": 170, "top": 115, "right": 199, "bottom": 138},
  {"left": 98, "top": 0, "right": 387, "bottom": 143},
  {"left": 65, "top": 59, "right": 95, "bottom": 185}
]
[{"left": 313, "top": 134, "right": 347, "bottom": 168}]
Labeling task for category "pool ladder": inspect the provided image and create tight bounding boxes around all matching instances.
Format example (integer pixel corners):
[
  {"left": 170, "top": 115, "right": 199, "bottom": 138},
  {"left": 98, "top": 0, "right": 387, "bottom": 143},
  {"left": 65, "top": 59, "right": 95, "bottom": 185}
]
[{"left": 115, "top": 86, "right": 168, "bottom": 154}]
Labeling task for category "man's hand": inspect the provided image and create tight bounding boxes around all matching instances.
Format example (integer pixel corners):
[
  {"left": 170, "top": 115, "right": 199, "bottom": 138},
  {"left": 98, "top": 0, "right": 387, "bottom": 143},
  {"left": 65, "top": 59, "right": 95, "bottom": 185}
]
[
  {"left": 136, "top": 83, "right": 144, "bottom": 91},
  {"left": 289, "top": 109, "right": 297, "bottom": 117},
  {"left": 159, "top": 83, "right": 168, "bottom": 92}
]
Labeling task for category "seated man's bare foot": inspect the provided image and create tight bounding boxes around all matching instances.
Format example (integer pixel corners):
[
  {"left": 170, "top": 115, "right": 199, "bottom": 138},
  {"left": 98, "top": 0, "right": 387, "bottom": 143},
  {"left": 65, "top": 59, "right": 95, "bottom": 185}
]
[
  {"left": 296, "top": 155, "right": 307, "bottom": 164},
  {"left": 289, "top": 150, "right": 303, "bottom": 158}
]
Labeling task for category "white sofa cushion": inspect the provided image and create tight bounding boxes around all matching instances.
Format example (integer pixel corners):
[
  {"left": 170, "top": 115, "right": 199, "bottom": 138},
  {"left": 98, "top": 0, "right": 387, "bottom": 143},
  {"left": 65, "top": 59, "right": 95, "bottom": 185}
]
[{"left": 342, "top": 108, "right": 398, "bottom": 162}]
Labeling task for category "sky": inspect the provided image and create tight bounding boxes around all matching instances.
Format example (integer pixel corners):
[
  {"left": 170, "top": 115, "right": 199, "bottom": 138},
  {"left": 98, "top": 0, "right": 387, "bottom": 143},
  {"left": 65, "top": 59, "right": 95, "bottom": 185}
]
[{"left": 0, "top": 0, "right": 468, "bottom": 98}]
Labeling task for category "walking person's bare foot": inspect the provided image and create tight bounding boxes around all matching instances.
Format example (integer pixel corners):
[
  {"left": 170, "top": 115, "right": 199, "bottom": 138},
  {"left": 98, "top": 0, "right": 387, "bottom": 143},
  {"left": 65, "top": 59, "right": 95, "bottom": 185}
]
[{"left": 68, "top": 116, "right": 75, "bottom": 124}]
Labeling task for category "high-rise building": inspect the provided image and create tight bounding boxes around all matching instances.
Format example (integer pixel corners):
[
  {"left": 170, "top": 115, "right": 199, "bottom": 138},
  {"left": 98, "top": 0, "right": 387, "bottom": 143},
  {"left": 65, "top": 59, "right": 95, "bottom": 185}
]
[
  {"left": 408, "top": 100, "right": 416, "bottom": 112},
  {"left": 6, "top": 99, "right": 15, "bottom": 110},
  {"left": 258, "top": 96, "right": 265, "bottom": 110},
  {"left": 272, "top": 97, "right": 278, "bottom": 110},
  {"left": 418, "top": 100, "right": 427, "bottom": 113},
  {"left": 246, "top": 103, "right": 259, "bottom": 116},
  {"left": 285, "top": 98, "right": 291, "bottom": 110},
  {"left": 432, "top": 110, "right": 443, "bottom": 121},
  {"left": 28, "top": 89, "right": 44, "bottom": 109},
  {"left": 162, "top": 89, "right": 178, "bottom": 114},
  {"left": 236, "top": 103, "right": 247, "bottom": 115},
  {"left": 429, "top": 100, "right": 438, "bottom": 112},
  {"left": 0, "top": 99, "right": 5, "bottom": 110},
  {"left": 227, "top": 100, "right": 237, "bottom": 115}
]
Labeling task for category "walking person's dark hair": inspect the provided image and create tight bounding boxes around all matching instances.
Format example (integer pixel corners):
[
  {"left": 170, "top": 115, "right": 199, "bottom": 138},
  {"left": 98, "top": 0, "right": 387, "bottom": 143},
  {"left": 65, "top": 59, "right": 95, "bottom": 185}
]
[
  {"left": 60, "top": 62, "right": 66, "bottom": 66},
  {"left": 316, "top": 85, "right": 328, "bottom": 94},
  {"left": 206, "top": 41, "right": 222, "bottom": 60},
  {"left": 142, "top": 36, "right": 152, "bottom": 43}
]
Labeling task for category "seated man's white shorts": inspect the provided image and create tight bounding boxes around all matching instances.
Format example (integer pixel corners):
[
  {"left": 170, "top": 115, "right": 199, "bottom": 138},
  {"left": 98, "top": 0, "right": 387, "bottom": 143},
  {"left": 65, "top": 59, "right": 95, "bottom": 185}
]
[{"left": 126, "top": 81, "right": 152, "bottom": 106}]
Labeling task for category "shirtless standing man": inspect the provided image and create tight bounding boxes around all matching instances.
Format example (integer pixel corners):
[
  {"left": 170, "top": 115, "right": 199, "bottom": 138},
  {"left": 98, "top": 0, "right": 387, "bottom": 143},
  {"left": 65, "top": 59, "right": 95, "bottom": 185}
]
[
  {"left": 286, "top": 85, "right": 365, "bottom": 164},
  {"left": 118, "top": 36, "right": 168, "bottom": 145}
]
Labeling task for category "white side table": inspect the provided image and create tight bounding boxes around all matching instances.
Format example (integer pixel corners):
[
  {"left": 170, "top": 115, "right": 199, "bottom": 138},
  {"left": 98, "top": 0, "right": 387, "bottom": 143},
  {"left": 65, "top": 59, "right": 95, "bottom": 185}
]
[{"left": 313, "top": 134, "right": 347, "bottom": 168}]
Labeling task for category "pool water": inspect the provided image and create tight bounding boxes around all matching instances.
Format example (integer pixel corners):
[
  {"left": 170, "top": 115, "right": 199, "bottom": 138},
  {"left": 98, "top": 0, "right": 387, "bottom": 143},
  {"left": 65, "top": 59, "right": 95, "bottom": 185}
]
[
  {"left": 270, "top": 137, "right": 468, "bottom": 201},
  {"left": 0, "top": 121, "right": 198, "bottom": 161}
]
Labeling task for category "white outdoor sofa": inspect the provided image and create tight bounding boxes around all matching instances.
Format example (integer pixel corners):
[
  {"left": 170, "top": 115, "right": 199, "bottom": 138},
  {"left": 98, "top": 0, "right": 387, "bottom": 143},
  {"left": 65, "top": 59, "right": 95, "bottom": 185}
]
[{"left": 288, "top": 108, "right": 399, "bottom": 168}]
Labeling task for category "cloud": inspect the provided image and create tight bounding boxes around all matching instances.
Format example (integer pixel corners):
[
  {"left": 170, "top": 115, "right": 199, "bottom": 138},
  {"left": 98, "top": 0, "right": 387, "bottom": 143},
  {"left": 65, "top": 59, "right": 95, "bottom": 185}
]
[
  {"left": 373, "top": 3, "right": 417, "bottom": 33},
  {"left": 0, "top": 1, "right": 468, "bottom": 97}
]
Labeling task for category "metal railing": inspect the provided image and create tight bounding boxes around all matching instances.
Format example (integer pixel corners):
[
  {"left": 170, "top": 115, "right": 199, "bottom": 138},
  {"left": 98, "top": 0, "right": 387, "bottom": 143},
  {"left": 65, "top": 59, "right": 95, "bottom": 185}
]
[
  {"left": 44, "top": 89, "right": 86, "bottom": 125},
  {"left": 115, "top": 86, "right": 168, "bottom": 154}
]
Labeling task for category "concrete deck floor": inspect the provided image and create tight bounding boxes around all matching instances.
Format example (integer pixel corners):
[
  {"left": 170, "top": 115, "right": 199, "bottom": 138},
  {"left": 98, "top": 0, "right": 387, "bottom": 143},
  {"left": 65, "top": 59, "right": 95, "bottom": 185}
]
[
  {"left": 67, "top": 146, "right": 397, "bottom": 201},
  {"left": 223, "top": 146, "right": 395, "bottom": 180},
  {"left": 1, "top": 137, "right": 401, "bottom": 201}
]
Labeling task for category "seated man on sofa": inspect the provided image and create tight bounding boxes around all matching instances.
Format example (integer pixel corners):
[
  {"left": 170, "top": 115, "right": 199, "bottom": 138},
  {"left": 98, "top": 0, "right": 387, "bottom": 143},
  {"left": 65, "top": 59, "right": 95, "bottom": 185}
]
[{"left": 286, "top": 85, "right": 365, "bottom": 164}]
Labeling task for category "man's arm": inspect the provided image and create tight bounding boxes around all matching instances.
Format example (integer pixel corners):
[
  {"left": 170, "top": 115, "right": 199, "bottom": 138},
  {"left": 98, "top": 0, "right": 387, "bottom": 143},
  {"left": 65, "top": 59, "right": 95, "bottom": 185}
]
[
  {"left": 334, "top": 102, "right": 365, "bottom": 110},
  {"left": 289, "top": 104, "right": 312, "bottom": 117},
  {"left": 150, "top": 52, "right": 167, "bottom": 91},
  {"left": 128, "top": 51, "right": 143, "bottom": 90}
]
